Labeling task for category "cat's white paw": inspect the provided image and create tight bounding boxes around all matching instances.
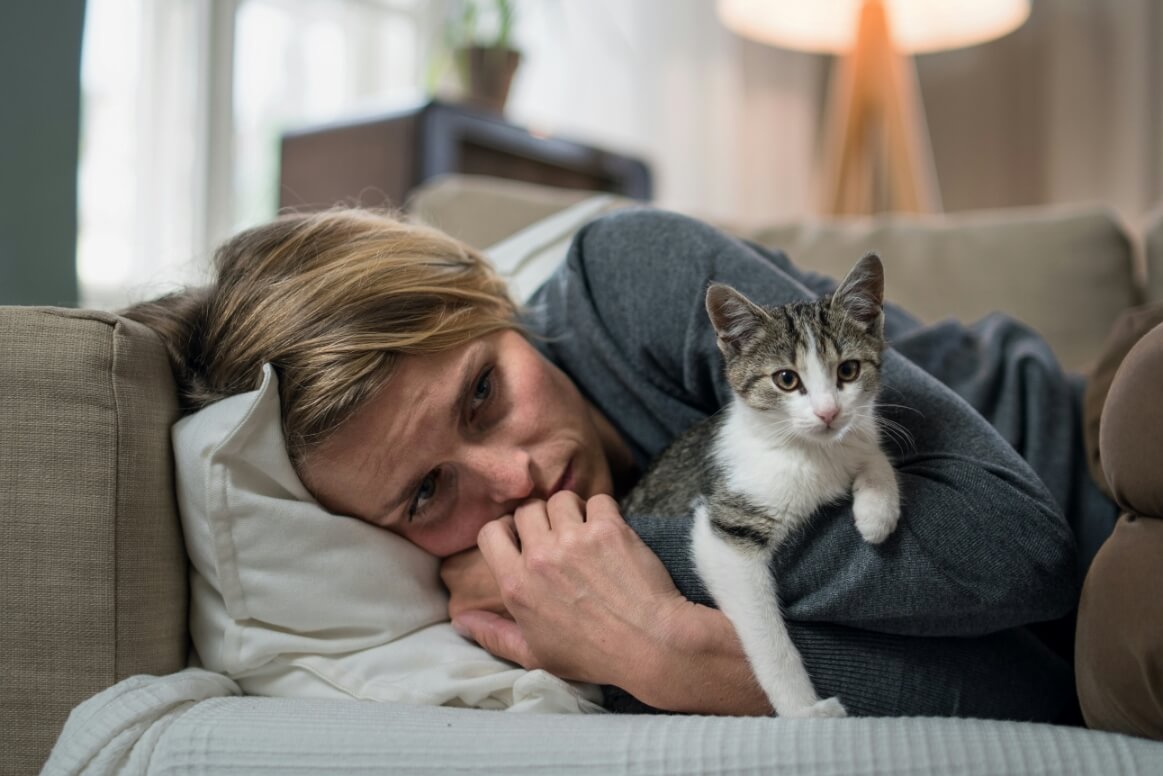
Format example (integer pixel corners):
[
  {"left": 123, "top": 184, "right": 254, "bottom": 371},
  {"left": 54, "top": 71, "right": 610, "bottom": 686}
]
[
  {"left": 782, "top": 697, "right": 847, "bottom": 719},
  {"left": 853, "top": 488, "right": 899, "bottom": 544}
]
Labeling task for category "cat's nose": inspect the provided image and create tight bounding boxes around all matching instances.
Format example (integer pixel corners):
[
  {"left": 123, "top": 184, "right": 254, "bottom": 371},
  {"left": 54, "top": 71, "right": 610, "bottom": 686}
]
[{"left": 815, "top": 406, "right": 839, "bottom": 427}]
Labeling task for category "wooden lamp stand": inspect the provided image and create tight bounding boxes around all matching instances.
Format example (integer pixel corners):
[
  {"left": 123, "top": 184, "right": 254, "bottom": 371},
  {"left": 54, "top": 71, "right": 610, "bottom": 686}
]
[{"left": 817, "top": 0, "right": 942, "bottom": 215}]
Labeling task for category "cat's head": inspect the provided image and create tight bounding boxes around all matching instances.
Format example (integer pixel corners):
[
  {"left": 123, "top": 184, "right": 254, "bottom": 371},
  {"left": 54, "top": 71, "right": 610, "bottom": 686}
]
[{"left": 705, "top": 253, "right": 886, "bottom": 444}]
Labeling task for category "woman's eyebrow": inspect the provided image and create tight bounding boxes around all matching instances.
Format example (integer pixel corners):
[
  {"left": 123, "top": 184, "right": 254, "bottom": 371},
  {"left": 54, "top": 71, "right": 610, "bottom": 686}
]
[
  {"left": 376, "top": 344, "right": 485, "bottom": 522},
  {"left": 447, "top": 347, "right": 482, "bottom": 425}
]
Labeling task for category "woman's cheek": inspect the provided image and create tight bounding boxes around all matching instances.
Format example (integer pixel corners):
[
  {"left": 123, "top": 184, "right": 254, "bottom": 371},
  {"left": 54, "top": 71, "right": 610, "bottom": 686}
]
[{"left": 415, "top": 511, "right": 495, "bottom": 559}]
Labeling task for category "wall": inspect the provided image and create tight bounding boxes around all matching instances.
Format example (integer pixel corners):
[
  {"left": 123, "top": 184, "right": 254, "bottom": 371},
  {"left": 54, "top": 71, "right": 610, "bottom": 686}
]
[
  {"left": 505, "top": 0, "right": 829, "bottom": 228},
  {"left": 920, "top": 0, "right": 1163, "bottom": 218},
  {"left": 505, "top": 0, "right": 1163, "bottom": 225},
  {"left": 0, "top": 2, "right": 86, "bottom": 306}
]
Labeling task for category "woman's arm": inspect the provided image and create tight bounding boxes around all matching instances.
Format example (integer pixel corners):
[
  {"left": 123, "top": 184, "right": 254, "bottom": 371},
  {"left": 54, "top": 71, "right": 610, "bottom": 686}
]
[
  {"left": 527, "top": 209, "right": 1078, "bottom": 637},
  {"left": 449, "top": 492, "right": 1075, "bottom": 720}
]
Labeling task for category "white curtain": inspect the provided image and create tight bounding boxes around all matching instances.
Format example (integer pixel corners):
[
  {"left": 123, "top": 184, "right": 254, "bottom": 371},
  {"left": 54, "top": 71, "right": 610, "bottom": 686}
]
[{"left": 78, "top": 0, "right": 429, "bottom": 309}]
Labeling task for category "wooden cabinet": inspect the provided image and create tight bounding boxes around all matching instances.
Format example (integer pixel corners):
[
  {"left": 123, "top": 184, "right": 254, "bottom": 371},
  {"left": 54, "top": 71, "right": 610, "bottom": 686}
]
[{"left": 278, "top": 100, "right": 652, "bottom": 211}]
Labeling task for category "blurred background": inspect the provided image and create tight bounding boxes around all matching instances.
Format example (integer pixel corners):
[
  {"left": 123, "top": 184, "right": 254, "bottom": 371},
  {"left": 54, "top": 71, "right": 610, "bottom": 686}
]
[{"left": 2, "top": 0, "right": 1161, "bottom": 309}]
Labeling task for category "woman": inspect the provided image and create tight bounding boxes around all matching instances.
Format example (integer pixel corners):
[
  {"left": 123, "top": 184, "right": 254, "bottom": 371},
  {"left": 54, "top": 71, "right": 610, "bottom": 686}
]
[{"left": 125, "top": 206, "right": 1156, "bottom": 728}]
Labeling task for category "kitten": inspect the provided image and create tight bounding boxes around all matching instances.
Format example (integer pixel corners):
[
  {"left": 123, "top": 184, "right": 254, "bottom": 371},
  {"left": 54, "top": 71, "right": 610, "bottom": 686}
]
[{"left": 622, "top": 253, "right": 900, "bottom": 718}]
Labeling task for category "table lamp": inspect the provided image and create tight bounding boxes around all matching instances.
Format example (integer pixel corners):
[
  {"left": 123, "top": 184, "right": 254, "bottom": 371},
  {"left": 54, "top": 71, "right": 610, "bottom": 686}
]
[{"left": 718, "top": 0, "right": 1030, "bottom": 214}]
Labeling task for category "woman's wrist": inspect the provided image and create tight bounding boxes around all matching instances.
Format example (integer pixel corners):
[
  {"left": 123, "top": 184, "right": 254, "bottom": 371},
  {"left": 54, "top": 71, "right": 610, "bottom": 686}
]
[{"left": 626, "top": 600, "right": 772, "bottom": 716}]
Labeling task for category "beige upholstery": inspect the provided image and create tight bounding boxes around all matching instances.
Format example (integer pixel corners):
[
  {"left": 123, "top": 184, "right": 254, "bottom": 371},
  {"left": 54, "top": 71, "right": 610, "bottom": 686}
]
[
  {"left": 409, "top": 174, "right": 599, "bottom": 250},
  {"left": 411, "top": 178, "right": 1143, "bottom": 373},
  {"left": 0, "top": 307, "right": 188, "bottom": 775},
  {"left": 746, "top": 206, "right": 1142, "bottom": 372},
  {"left": 1142, "top": 204, "right": 1163, "bottom": 305}
]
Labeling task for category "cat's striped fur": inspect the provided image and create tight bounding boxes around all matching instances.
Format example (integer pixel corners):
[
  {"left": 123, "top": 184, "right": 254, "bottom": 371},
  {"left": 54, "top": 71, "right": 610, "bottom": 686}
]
[{"left": 622, "top": 253, "right": 900, "bottom": 718}]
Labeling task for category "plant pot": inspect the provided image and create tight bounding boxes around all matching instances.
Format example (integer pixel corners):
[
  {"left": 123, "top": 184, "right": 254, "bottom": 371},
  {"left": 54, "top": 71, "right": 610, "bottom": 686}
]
[{"left": 457, "top": 45, "right": 521, "bottom": 114}]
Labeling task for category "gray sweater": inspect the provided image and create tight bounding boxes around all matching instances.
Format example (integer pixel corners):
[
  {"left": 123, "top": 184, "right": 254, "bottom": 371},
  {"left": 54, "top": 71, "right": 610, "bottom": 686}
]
[{"left": 525, "top": 209, "right": 1117, "bottom": 720}]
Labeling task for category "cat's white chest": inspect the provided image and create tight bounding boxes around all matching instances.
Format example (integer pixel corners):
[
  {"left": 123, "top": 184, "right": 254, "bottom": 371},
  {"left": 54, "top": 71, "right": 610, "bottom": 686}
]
[{"left": 714, "top": 401, "right": 863, "bottom": 518}]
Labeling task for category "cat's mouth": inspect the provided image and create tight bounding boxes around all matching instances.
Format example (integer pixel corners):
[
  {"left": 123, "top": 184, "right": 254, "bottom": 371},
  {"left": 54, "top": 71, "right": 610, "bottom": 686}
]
[{"left": 811, "top": 419, "right": 849, "bottom": 439}]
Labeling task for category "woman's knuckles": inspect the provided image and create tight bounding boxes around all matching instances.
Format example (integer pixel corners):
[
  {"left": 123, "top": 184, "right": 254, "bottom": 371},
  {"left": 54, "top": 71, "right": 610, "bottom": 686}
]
[
  {"left": 498, "top": 572, "right": 529, "bottom": 606},
  {"left": 547, "top": 490, "right": 584, "bottom": 512},
  {"left": 523, "top": 544, "right": 572, "bottom": 578},
  {"left": 586, "top": 493, "right": 620, "bottom": 515}
]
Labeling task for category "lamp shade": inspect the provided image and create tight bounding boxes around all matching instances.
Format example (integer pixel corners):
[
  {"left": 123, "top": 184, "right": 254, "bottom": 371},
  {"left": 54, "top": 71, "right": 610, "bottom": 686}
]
[{"left": 717, "top": 0, "right": 1031, "bottom": 54}]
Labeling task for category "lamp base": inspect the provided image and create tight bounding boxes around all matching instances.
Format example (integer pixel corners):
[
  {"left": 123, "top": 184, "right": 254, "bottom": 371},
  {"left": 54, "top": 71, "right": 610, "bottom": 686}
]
[{"left": 817, "top": 0, "right": 942, "bottom": 215}]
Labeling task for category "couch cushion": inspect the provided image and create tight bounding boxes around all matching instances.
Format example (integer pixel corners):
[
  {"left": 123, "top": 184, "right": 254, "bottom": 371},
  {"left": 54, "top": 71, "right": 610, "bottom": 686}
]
[
  {"left": 0, "top": 307, "right": 187, "bottom": 775},
  {"left": 746, "top": 205, "right": 1142, "bottom": 372},
  {"left": 410, "top": 177, "right": 1140, "bottom": 372},
  {"left": 408, "top": 173, "right": 601, "bottom": 250},
  {"left": 1142, "top": 203, "right": 1163, "bottom": 305}
]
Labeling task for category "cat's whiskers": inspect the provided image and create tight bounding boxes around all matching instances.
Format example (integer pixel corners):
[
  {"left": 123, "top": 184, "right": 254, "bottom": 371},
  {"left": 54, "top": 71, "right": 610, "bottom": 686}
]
[
  {"left": 850, "top": 408, "right": 916, "bottom": 453},
  {"left": 875, "top": 400, "right": 925, "bottom": 419},
  {"left": 879, "top": 418, "right": 916, "bottom": 452}
]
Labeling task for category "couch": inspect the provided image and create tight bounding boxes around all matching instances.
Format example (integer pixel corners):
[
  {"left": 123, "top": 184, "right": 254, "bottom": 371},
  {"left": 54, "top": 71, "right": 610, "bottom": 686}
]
[{"left": 4, "top": 174, "right": 1163, "bottom": 775}]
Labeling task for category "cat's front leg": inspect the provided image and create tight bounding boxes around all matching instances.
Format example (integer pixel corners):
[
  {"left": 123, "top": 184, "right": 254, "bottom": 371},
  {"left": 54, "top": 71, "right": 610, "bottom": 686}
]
[
  {"left": 852, "top": 451, "right": 900, "bottom": 544},
  {"left": 691, "top": 505, "right": 847, "bottom": 718}
]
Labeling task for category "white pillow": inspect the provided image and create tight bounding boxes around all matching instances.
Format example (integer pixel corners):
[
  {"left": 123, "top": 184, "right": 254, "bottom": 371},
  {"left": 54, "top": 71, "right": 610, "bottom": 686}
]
[{"left": 173, "top": 363, "right": 602, "bottom": 712}]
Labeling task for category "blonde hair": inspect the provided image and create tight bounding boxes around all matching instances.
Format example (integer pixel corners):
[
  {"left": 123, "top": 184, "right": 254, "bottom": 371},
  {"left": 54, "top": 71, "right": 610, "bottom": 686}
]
[{"left": 124, "top": 208, "right": 519, "bottom": 463}]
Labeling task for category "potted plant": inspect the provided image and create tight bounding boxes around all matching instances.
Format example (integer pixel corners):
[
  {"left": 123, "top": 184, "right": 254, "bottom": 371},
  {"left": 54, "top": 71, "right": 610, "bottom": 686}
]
[{"left": 448, "top": 0, "right": 521, "bottom": 114}]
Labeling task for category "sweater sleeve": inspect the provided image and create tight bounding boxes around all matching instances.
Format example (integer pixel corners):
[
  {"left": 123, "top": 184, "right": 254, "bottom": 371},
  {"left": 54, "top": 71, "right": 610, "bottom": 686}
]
[{"left": 525, "top": 208, "right": 1078, "bottom": 638}]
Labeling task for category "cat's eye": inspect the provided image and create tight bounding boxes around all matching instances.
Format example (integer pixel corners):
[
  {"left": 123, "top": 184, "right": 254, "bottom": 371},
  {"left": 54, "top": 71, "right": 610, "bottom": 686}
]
[
  {"left": 773, "top": 369, "right": 801, "bottom": 392},
  {"left": 837, "top": 360, "right": 861, "bottom": 382}
]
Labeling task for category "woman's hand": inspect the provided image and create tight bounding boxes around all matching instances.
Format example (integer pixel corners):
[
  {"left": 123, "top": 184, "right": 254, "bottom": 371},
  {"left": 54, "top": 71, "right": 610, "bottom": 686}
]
[
  {"left": 450, "top": 492, "right": 771, "bottom": 715},
  {"left": 440, "top": 546, "right": 509, "bottom": 620},
  {"left": 454, "top": 492, "right": 686, "bottom": 688}
]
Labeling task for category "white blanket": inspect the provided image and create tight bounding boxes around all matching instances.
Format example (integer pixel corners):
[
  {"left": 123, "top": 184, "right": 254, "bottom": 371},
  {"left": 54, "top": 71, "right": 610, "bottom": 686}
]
[
  {"left": 44, "top": 670, "right": 1163, "bottom": 776},
  {"left": 42, "top": 669, "right": 239, "bottom": 776}
]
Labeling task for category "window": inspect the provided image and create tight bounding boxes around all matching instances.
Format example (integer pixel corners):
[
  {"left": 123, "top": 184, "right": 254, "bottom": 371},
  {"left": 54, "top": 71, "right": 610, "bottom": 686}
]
[{"left": 78, "top": 0, "right": 432, "bottom": 309}]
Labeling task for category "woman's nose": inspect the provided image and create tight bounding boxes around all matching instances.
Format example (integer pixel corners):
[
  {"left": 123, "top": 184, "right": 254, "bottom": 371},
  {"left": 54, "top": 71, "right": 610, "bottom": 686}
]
[{"left": 465, "top": 445, "right": 535, "bottom": 503}]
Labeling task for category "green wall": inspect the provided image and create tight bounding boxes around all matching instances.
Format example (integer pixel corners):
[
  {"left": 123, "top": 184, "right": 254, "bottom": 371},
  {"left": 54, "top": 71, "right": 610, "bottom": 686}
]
[{"left": 0, "top": 2, "right": 86, "bottom": 306}]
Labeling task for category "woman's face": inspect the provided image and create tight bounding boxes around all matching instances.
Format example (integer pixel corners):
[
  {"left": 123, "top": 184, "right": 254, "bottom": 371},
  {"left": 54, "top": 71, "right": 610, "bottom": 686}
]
[{"left": 302, "top": 330, "right": 619, "bottom": 558}]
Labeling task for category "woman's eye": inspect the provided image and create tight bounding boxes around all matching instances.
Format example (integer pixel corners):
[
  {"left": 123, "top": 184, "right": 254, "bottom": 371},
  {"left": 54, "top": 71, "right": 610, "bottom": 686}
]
[
  {"left": 471, "top": 368, "right": 494, "bottom": 412},
  {"left": 408, "top": 471, "right": 438, "bottom": 521},
  {"left": 773, "top": 370, "right": 800, "bottom": 392},
  {"left": 837, "top": 360, "right": 861, "bottom": 382}
]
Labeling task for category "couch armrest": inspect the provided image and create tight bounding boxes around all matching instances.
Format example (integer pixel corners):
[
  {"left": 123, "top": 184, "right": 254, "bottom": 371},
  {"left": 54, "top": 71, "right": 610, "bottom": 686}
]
[{"left": 0, "top": 307, "right": 188, "bottom": 774}]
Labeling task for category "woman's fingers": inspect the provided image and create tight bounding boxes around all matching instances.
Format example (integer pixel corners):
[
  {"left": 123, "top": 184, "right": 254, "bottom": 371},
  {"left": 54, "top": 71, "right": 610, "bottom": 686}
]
[
  {"left": 513, "top": 492, "right": 587, "bottom": 537},
  {"left": 546, "top": 491, "right": 586, "bottom": 528},
  {"left": 452, "top": 610, "right": 539, "bottom": 669},
  {"left": 579, "top": 493, "right": 621, "bottom": 523},
  {"left": 513, "top": 499, "right": 549, "bottom": 540},
  {"left": 477, "top": 514, "right": 521, "bottom": 563},
  {"left": 440, "top": 546, "right": 509, "bottom": 620},
  {"left": 460, "top": 494, "right": 692, "bottom": 689}
]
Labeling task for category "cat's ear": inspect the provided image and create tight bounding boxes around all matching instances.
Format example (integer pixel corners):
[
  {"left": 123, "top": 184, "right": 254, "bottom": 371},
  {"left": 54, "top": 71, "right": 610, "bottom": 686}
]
[
  {"left": 832, "top": 252, "right": 885, "bottom": 331},
  {"left": 706, "top": 283, "right": 769, "bottom": 355}
]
